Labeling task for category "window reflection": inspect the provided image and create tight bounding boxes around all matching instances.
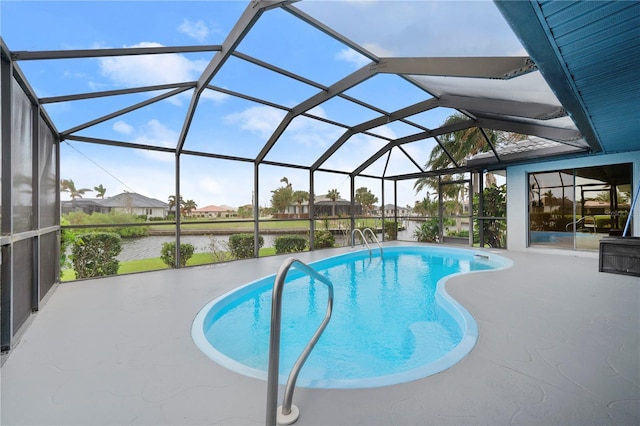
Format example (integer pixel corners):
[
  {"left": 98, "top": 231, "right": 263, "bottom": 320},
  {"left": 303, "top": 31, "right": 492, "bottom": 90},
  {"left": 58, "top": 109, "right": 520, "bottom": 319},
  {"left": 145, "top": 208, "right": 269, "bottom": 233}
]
[{"left": 529, "top": 164, "right": 633, "bottom": 251}]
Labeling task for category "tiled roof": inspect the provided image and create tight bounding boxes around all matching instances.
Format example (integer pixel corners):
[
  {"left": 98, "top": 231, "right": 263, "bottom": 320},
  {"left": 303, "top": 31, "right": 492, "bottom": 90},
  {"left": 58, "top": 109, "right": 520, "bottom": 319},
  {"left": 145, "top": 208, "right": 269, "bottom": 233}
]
[{"left": 195, "top": 205, "right": 231, "bottom": 212}]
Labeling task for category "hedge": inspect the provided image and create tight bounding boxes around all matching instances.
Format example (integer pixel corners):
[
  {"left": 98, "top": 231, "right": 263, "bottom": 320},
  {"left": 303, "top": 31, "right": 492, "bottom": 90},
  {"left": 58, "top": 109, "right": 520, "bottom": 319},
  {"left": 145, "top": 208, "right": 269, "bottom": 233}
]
[
  {"left": 160, "top": 242, "right": 195, "bottom": 268},
  {"left": 313, "top": 230, "right": 335, "bottom": 248},
  {"left": 228, "top": 233, "right": 264, "bottom": 259},
  {"left": 274, "top": 235, "right": 307, "bottom": 254},
  {"left": 71, "top": 232, "right": 122, "bottom": 279}
]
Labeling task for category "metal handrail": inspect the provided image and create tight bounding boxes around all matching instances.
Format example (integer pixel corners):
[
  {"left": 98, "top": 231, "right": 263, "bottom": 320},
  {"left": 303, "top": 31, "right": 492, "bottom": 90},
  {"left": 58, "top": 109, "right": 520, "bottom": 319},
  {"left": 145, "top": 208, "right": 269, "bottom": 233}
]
[
  {"left": 266, "top": 257, "right": 334, "bottom": 426},
  {"left": 351, "top": 228, "right": 372, "bottom": 257},
  {"left": 362, "top": 227, "right": 383, "bottom": 257},
  {"left": 565, "top": 216, "right": 596, "bottom": 233}
]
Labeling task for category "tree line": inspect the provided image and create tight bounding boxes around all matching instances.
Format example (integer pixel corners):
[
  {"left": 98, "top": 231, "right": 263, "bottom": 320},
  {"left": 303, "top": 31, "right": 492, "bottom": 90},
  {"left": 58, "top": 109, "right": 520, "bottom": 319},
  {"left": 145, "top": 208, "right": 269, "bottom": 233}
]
[{"left": 269, "top": 177, "right": 379, "bottom": 217}]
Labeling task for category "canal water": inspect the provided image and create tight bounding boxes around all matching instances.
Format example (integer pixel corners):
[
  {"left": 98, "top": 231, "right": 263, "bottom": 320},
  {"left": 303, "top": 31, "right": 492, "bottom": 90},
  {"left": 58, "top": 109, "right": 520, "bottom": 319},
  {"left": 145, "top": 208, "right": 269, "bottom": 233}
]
[{"left": 117, "top": 222, "right": 419, "bottom": 262}]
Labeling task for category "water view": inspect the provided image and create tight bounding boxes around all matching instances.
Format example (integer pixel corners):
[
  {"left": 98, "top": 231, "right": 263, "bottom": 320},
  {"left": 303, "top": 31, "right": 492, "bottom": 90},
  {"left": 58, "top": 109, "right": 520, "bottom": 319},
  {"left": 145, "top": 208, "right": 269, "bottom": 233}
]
[{"left": 117, "top": 222, "right": 420, "bottom": 262}]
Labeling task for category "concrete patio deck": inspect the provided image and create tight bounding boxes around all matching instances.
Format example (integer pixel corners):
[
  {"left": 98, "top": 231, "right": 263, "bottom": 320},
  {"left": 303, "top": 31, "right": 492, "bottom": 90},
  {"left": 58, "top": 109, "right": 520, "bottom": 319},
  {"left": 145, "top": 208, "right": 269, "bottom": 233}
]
[{"left": 1, "top": 243, "right": 638, "bottom": 425}]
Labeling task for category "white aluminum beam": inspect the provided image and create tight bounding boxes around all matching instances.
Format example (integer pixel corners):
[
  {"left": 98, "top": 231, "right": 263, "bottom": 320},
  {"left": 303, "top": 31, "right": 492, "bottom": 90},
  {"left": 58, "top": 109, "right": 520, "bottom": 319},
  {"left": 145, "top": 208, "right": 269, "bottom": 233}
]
[
  {"left": 474, "top": 116, "right": 583, "bottom": 143},
  {"left": 377, "top": 56, "right": 537, "bottom": 79},
  {"left": 438, "top": 93, "right": 566, "bottom": 120}
]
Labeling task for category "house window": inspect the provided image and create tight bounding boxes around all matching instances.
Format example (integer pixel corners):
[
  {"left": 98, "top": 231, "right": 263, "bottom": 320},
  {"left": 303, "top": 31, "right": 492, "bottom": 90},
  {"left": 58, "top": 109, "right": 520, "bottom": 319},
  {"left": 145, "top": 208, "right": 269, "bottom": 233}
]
[
  {"left": 528, "top": 163, "right": 633, "bottom": 251},
  {"left": 146, "top": 208, "right": 153, "bottom": 216}
]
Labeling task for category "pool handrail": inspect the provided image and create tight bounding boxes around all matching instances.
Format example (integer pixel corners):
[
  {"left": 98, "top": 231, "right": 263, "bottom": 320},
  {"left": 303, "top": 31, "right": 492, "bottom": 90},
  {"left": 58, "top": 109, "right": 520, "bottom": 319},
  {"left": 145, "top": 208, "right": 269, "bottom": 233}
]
[
  {"left": 362, "top": 228, "right": 383, "bottom": 257},
  {"left": 266, "top": 257, "right": 334, "bottom": 426},
  {"left": 351, "top": 228, "right": 372, "bottom": 257},
  {"left": 565, "top": 216, "right": 596, "bottom": 233}
]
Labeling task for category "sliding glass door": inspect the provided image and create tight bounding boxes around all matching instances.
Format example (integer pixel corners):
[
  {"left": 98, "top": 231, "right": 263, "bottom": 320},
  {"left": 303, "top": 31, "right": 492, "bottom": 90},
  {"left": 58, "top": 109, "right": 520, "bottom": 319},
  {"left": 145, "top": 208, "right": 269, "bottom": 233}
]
[{"left": 529, "top": 164, "right": 633, "bottom": 251}]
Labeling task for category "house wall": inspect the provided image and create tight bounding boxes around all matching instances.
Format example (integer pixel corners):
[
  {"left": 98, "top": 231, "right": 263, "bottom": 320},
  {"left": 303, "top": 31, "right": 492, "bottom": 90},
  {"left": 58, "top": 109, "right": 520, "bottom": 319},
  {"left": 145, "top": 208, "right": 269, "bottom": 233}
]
[
  {"left": 195, "top": 211, "right": 235, "bottom": 218},
  {"left": 506, "top": 151, "right": 640, "bottom": 251},
  {"left": 384, "top": 208, "right": 410, "bottom": 216},
  {"left": 111, "top": 206, "right": 165, "bottom": 219}
]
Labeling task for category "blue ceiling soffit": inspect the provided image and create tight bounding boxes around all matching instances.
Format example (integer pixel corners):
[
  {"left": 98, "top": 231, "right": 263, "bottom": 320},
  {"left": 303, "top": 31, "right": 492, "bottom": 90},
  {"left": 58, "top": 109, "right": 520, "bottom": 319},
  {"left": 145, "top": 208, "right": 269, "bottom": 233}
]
[{"left": 495, "top": 0, "right": 640, "bottom": 154}]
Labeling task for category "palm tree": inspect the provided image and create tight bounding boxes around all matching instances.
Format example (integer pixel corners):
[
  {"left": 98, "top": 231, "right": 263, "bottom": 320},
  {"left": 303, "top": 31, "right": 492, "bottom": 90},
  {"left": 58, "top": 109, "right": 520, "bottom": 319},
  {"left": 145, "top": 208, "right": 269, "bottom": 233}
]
[
  {"left": 270, "top": 177, "right": 294, "bottom": 214},
  {"left": 183, "top": 199, "right": 198, "bottom": 217},
  {"left": 292, "top": 190, "right": 309, "bottom": 219},
  {"left": 327, "top": 189, "right": 340, "bottom": 217},
  {"left": 414, "top": 113, "right": 525, "bottom": 194},
  {"left": 355, "top": 187, "right": 378, "bottom": 216},
  {"left": 60, "top": 179, "right": 92, "bottom": 199},
  {"left": 543, "top": 190, "right": 555, "bottom": 211},
  {"left": 168, "top": 195, "right": 185, "bottom": 215},
  {"left": 94, "top": 184, "right": 107, "bottom": 199}
]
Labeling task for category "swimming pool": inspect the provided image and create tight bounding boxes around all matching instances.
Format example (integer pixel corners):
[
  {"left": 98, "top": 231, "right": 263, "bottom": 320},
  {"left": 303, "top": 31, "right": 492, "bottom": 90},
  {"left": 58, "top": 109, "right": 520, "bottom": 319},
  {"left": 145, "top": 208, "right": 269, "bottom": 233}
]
[{"left": 191, "top": 245, "right": 512, "bottom": 389}]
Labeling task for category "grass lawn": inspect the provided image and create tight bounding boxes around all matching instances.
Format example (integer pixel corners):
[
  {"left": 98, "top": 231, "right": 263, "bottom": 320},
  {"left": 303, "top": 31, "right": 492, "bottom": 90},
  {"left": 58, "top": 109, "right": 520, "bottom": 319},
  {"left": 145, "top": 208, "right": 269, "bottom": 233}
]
[
  {"left": 155, "top": 219, "right": 312, "bottom": 231},
  {"left": 150, "top": 218, "right": 382, "bottom": 231},
  {"left": 61, "top": 248, "right": 278, "bottom": 281}
]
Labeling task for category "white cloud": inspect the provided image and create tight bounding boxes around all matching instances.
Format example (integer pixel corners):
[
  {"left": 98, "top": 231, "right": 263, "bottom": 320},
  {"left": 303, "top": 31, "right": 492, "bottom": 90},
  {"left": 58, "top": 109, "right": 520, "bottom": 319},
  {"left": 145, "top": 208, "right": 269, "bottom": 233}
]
[
  {"left": 361, "top": 42, "right": 394, "bottom": 57},
  {"left": 113, "top": 120, "right": 134, "bottom": 135},
  {"left": 97, "top": 42, "right": 231, "bottom": 106},
  {"left": 99, "top": 42, "right": 205, "bottom": 86},
  {"left": 306, "top": 106, "right": 327, "bottom": 119},
  {"left": 223, "top": 105, "right": 287, "bottom": 139},
  {"left": 201, "top": 87, "right": 231, "bottom": 103},
  {"left": 198, "top": 177, "right": 224, "bottom": 195},
  {"left": 287, "top": 107, "right": 341, "bottom": 148},
  {"left": 107, "top": 119, "right": 179, "bottom": 163},
  {"left": 321, "top": 132, "right": 388, "bottom": 173},
  {"left": 178, "top": 19, "right": 210, "bottom": 42},
  {"left": 87, "top": 80, "right": 109, "bottom": 91},
  {"left": 367, "top": 124, "right": 397, "bottom": 140},
  {"left": 336, "top": 48, "right": 371, "bottom": 68},
  {"left": 135, "top": 119, "right": 177, "bottom": 149},
  {"left": 94, "top": 42, "right": 212, "bottom": 104}
]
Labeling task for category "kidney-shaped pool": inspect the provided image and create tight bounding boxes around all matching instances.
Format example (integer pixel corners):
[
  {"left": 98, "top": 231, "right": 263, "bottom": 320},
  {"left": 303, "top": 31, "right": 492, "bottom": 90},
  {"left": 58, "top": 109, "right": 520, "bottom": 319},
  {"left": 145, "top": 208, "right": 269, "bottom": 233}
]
[{"left": 191, "top": 245, "right": 512, "bottom": 389}]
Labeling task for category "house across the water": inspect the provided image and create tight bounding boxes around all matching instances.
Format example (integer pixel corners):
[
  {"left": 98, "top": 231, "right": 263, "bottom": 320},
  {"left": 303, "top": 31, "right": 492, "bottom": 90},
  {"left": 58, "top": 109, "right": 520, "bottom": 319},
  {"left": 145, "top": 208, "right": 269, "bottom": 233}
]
[
  {"left": 61, "top": 192, "right": 168, "bottom": 219},
  {"left": 193, "top": 205, "right": 237, "bottom": 218}
]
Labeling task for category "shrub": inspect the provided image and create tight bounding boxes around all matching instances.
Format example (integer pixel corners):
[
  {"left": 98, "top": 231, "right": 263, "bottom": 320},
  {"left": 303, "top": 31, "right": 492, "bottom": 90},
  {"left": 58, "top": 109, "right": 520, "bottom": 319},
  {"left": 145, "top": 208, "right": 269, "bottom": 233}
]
[
  {"left": 384, "top": 221, "right": 398, "bottom": 240},
  {"left": 71, "top": 232, "right": 122, "bottom": 279},
  {"left": 313, "top": 230, "right": 335, "bottom": 249},
  {"left": 449, "top": 230, "right": 469, "bottom": 238},
  {"left": 228, "top": 233, "right": 264, "bottom": 259},
  {"left": 160, "top": 242, "right": 195, "bottom": 268},
  {"left": 60, "top": 217, "right": 76, "bottom": 269},
  {"left": 414, "top": 219, "right": 439, "bottom": 243},
  {"left": 274, "top": 235, "right": 307, "bottom": 254}
]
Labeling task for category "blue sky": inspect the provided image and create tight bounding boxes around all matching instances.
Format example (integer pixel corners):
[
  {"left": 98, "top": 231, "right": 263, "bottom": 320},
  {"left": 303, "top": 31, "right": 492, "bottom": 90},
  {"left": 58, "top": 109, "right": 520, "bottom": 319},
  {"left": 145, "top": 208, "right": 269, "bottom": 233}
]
[{"left": 2, "top": 1, "right": 524, "bottom": 208}]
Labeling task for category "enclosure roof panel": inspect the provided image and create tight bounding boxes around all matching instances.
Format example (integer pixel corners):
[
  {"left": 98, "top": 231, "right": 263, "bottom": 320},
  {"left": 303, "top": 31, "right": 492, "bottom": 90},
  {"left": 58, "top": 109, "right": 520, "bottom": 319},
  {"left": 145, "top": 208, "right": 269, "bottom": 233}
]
[{"left": 2, "top": 0, "right": 635, "bottom": 198}]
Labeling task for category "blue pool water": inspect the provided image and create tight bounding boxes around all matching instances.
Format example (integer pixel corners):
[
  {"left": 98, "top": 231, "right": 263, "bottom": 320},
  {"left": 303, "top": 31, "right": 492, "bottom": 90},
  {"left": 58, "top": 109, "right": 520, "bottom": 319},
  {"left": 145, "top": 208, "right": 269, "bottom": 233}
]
[{"left": 191, "top": 245, "right": 512, "bottom": 389}]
